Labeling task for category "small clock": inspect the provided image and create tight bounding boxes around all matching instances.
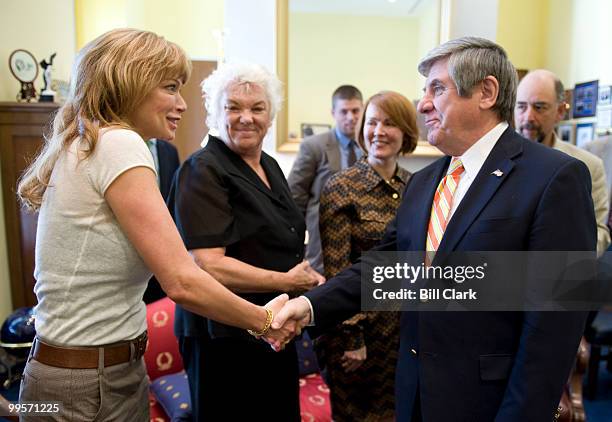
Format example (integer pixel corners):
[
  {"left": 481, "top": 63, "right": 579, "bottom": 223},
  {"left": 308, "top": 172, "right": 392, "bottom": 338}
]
[{"left": 9, "top": 49, "right": 38, "bottom": 102}]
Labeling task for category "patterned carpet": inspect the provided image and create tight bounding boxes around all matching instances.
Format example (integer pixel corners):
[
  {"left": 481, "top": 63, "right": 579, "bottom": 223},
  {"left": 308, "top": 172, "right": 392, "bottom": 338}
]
[{"left": 1, "top": 365, "right": 610, "bottom": 421}]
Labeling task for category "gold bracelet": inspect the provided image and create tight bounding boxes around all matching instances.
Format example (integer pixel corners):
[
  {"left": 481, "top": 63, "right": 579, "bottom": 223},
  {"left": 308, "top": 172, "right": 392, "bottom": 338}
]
[{"left": 247, "top": 308, "right": 273, "bottom": 337}]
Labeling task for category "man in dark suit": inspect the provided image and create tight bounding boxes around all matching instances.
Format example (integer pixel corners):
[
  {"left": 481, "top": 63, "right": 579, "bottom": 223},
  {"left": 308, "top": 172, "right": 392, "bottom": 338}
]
[
  {"left": 272, "top": 37, "right": 595, "bottom": 421},
  {"left": 142, "top": 139, "right": 180, "bottom": 303},
  {"left": 288, "top": 85, "right": 363, "bottom": 274}
]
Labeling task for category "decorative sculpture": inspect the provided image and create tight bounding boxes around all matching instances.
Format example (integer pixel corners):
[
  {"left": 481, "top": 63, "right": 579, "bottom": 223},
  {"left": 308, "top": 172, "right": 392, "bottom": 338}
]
[{"left": 39, "top": 53, "right": 57, "bottom": 102}]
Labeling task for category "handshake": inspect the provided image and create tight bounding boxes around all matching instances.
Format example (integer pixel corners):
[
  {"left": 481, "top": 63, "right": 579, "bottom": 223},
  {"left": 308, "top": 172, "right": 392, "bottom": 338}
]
[{"left": 257, "top": 294, "right": 314, "bottom": 351}]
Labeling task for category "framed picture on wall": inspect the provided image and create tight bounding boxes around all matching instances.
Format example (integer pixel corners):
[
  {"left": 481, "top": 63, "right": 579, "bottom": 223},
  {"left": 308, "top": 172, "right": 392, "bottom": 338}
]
[
  {"left": 573, "top": 80, "right": 599, "bottom": 118},
  {"left": 598, "top": 85, "right": 611, "bottom": 105},
  {"left": 596, "top": 106, "right": 612, "bottom": 129},
  {"left": 576, "top": 122, "right": 595, "bottom": 148},
  {"left": 557, "top": 123, "right": 574, "bottom": 144}
]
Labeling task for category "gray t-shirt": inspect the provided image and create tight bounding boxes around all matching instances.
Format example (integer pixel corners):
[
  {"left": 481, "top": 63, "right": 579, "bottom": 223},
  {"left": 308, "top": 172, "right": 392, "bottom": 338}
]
[{"left": 34, "top": 128, "right": 156, "bottom": 346}]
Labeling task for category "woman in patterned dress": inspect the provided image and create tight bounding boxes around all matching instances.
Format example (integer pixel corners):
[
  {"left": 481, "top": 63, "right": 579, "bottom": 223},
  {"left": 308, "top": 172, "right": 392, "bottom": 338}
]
[{"left": 318, "top": 90, "right": 419, "bottom": 421}]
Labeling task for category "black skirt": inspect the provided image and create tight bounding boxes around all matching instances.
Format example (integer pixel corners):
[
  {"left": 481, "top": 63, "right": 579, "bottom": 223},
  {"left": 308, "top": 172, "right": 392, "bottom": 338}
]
[{"left": 183, "top": 336, "right": 300, "bottom": 421}]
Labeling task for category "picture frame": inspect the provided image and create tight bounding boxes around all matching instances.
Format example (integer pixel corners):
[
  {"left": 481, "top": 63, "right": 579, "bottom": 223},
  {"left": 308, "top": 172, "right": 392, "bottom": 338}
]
[
  {"left": 573, "top": 80, "right": 599, "bottom": 118},
  {"left": 598, "top": 85, "right": 611, "bottom": 105},
  {"left": 557, "top": 123, "right": 575, "bottom": 144},
  {"left": 576, "top": 122, "right": 595, "bottom": 148},
  {"left": 9, "top": 49, "right": 38, "bottom": 83},
  {"left": 300, "top": 123, "right": 331, "bottom": 138},
  {"left": 8, "top": 49, "right": 38, "bottom": 102},
  {"left": 596, "top": 105, "right": 612, "bottom": 129}
]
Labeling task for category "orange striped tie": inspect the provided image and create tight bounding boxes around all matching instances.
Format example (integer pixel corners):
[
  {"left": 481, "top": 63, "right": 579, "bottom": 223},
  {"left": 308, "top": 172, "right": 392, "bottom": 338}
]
[{"left": 426, "top": 158, "right": 465, "bottom": 252}]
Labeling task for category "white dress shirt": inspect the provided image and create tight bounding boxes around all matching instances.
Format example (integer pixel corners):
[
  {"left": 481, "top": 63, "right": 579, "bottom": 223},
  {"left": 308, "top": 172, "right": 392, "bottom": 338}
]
[
  {"left": 146, "top": 139, "right": 161, "bottom": 187},
  {"left": 448, "top": 122, "right": 509, "bottom": 220}
]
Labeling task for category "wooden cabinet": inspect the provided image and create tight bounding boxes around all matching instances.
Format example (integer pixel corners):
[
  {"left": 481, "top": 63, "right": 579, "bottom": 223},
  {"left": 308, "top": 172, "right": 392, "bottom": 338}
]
[
  {"left": 0, "top": 102, "right": 58, "bottom": 308},
  {"left": 173, "top": 60, "right": 216, "bottom": 161}
]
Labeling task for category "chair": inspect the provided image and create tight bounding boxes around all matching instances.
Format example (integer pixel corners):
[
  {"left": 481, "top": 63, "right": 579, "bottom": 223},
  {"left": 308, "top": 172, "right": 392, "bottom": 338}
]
[
  {"left": 144, "top": 297, "right": 188, "bottom": 422},
  {"left": 144, "top": 297, "right": 332, "bottom": 421},
  {"left": 557, "top": 337, "right": 589, "bottom": 422}
]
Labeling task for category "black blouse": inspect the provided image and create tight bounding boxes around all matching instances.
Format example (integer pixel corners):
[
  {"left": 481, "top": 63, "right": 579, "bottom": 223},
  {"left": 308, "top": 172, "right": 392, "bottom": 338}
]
[{"left": 169, "top": 135, "right": 306, "bottom": 339}]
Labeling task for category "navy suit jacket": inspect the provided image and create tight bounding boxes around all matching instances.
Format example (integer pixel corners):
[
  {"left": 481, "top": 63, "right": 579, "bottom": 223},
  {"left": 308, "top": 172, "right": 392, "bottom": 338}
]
[
  {"left": 305, "top": 127, "right": 596, "bottom": 421},
  {"left": 156, "top": 139, "right": 180, "bottom": 200},
  {"left": 143, "top": 139, "right": 180, "bottom": 304}
]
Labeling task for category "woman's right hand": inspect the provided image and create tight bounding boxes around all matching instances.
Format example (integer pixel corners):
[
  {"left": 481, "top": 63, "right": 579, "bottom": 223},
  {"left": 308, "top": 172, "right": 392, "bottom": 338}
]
[
  {"left": 284, "top": 261, "right": 325, "bottom": 293},
  {"left": 341, "top": 346, "right": 367, "bottom": 372}
]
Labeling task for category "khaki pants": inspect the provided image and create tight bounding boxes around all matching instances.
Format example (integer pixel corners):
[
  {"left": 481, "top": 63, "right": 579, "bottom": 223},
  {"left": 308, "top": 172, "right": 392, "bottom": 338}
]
[{"left": 19, "top": 351, "right": 149, "bottom": 422}]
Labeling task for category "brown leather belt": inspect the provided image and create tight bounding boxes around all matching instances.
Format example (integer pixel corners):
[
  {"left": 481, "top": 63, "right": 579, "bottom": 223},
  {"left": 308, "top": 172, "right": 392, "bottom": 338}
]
[{"left": 31, "top": 331, "right": 148, "bottom": 369}]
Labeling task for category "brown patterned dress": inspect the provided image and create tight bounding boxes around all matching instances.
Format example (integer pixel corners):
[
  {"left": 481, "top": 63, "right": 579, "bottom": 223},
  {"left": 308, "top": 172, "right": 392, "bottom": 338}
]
[{"left": 318, "top": 157, "right": 410, "bottom": 422}]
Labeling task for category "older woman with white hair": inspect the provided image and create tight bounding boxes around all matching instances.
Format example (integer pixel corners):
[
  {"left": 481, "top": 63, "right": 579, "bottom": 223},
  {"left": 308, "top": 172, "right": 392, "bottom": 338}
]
[{"left": 169, "top": 63, "right": 323, "bottom": 421}]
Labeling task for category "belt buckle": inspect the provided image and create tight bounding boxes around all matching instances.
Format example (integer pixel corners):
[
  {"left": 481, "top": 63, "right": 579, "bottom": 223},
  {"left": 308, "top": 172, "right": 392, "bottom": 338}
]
[{"left": 134, "top": 332, "right": 148, "bottom": 360}]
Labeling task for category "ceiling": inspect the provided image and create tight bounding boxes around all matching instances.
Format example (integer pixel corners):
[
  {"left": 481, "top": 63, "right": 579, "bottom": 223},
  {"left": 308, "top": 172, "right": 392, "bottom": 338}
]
[{"left": 289, "top": 0, "right": 428, "bottom": 18}]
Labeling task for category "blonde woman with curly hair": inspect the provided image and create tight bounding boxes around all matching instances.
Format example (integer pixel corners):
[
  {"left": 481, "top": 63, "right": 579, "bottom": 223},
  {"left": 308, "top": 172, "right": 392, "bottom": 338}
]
[{"left": 17, "top": 28, "right": 287, "bottom": 421}]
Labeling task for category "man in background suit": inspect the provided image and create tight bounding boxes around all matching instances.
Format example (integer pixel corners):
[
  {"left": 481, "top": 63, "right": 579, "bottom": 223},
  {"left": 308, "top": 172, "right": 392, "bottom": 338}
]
[
  {"left": 273, "top": 37, "right": 595, "bottom": 421},
  {"left": 515, "top": 69, "right": 610, "bottom": 254},
  {"left": 142, "top": 139, "right": 180, "bottom": 303},
  {"left": 585, "top": 135, "right": 612, "bottom": 193},
  {"left": 288, "top": 85, "right": 363, "bottom": 274},
  {"left": 584, "top": 135, "right": 612, "bottom": 231}
]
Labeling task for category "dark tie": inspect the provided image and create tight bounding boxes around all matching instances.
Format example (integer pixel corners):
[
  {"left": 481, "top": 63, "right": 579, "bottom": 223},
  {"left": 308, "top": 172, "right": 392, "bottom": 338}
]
[{"left": 346, "top": 141, "right": 357, "bottom": 168}]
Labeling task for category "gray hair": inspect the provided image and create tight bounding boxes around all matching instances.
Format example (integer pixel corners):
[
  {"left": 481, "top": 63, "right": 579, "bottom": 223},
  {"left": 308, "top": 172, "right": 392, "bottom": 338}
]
[
  {"left": 418, "top": 36, "right": 518, "bottom": 123},
  {"left": 201, "top": 62, "right": 283, "bottom": 134}
]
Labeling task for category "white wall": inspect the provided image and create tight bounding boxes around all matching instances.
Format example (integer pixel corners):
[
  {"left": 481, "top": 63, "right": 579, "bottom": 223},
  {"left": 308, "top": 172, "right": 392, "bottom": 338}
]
[
  {"left": 547, "top": 0, "right": 612, "bottom": 88},
  {"left": 224, "top": 0, "right": 297, "bottom": 174},
  {"left": 416, "top": 0, "right": 441, "bottom": 91},
  {"left": 448, "top": 0, "right": 499, "bottom": 40}
]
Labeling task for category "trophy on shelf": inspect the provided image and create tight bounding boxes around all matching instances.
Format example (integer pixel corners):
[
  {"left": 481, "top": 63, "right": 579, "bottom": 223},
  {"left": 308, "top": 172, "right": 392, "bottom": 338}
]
[
  {"left": 39, "top": 53, "right": 57, "bottom": 102},
  {"left": 8, "top": 49, "right": 38, "bottom": 102}
]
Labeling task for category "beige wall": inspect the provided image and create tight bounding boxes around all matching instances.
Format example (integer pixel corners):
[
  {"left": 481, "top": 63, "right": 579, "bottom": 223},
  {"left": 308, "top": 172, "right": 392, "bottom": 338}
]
[
  {"left": 497, "top": 0, "right": 548, "bottom": 70},
  {"left": 75, "top": 0, "right": 223, "bottom": 58},
  {"left": 497, "top": 0, "right": 612, "bottom": 89},
  {"left": 1, "top": 1, "right": 76, "bottom": 103},
  {"left": 0, "top": 0, "right": 76, "bottom": 321},
  {"left": 288, "top": 12, "right": 427, "bottom": 138}
]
